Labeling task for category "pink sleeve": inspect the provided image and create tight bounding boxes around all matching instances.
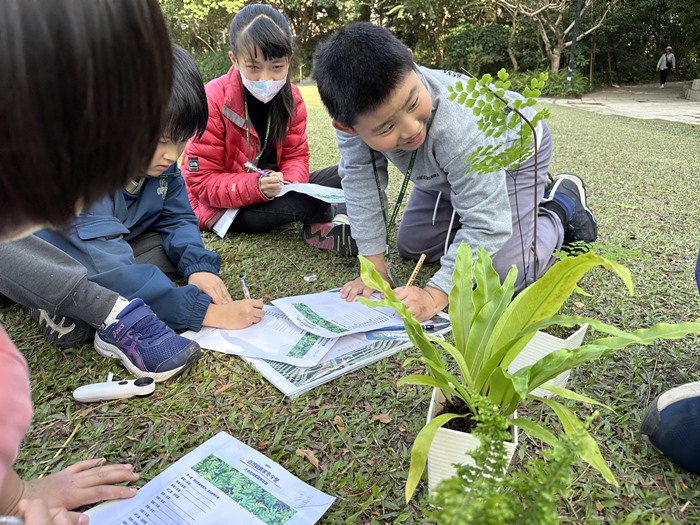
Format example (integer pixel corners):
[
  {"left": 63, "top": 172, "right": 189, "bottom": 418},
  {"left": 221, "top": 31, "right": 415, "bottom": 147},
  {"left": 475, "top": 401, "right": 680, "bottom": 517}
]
[{"left": 0, "top": 327, "right": 32, "bottom": 493}]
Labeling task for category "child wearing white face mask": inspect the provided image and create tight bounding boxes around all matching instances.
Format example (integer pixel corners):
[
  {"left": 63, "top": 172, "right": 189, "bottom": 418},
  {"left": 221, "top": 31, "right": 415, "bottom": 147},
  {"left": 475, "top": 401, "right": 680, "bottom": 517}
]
[{"left": 181, "top": 4, "right": 357, "bottom": 256}]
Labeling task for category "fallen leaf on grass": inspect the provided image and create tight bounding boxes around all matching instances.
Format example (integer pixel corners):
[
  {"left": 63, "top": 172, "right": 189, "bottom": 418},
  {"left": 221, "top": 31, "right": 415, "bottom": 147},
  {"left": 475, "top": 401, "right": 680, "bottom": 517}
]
[
  {"left": 257, "top": 441, "right": 268, "bottom": 451},
  {"left": 371, "top": 413, "right": 392, "bottom": 424},
  {"left": 595, "top": 501, "right": 604, "bottom": 512},
  {"left": 76, "top": 406, "right": 98, "bottom": 418},
  {"left": 296, "top": 448, "right": 319, "bottom": 469},
  {"left": 333, "top": 415, "right": 345, "bottom": 430},
  {"left": 213, "top": 383, "right": 235, "bottom": 396},
  {"left": 573, "top": 301, "right": 585, "bottom": 308}
]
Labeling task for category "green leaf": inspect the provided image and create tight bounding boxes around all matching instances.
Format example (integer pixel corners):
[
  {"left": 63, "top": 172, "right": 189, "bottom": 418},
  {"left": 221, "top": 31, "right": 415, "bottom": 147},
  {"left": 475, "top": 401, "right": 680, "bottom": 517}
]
[
  {"left": 511, "top": 417, "right": 557, "bottom": 446},
  {"left": 542, "top": 398, "right": 618, "bottom": 486},
  {"left": 397, "top": 374, "right": 460, "bottom": 399},
  {"left": 405, "top": 412, "right": 466, "bottom": 501},
  {"left": 536, "top": 385, "right": 613, "bottom": 411}
]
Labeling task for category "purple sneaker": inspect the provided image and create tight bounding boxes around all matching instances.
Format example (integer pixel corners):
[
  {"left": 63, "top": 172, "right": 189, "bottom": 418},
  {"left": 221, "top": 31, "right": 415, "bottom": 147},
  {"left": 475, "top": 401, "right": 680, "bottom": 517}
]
[{"left": 94, "top": 299, "right": 201, "bottom": 382}]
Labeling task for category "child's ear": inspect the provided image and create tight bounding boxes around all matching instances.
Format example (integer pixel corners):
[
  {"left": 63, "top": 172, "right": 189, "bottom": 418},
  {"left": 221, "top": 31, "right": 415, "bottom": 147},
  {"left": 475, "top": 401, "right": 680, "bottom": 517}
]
[
  {"left": 228, "top": 51, "right": 237, "bottom": 68},
  {"left": 331, "top": 120, "right": 357, "bottom": 135}
]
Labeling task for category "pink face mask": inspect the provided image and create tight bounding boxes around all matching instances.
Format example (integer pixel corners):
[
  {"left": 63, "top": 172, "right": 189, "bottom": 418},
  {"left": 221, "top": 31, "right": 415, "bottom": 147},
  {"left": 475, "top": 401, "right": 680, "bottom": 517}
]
[{"left": 240, "top": 70, "right": 287, "bottom": 104}]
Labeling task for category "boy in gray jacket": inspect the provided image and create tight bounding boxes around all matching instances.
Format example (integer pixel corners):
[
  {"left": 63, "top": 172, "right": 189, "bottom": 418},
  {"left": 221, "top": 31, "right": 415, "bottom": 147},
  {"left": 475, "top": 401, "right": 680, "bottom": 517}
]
[{"left": 312, "top": 22, "right": 597, "bottom": 322}]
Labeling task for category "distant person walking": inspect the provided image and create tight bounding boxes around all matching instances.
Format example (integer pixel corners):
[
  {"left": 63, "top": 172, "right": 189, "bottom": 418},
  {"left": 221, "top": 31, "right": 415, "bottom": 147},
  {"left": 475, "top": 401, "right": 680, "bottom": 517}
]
[{"left": 657, "top": 46, "right": 676, "bottom": 88}]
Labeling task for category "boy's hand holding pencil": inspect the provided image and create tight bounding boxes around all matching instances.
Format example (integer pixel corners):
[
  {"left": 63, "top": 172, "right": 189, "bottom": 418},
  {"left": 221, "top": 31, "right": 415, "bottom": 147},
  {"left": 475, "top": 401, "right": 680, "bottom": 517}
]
[{"left": 393, "top": 254, "right": 448, "bottom": 322}]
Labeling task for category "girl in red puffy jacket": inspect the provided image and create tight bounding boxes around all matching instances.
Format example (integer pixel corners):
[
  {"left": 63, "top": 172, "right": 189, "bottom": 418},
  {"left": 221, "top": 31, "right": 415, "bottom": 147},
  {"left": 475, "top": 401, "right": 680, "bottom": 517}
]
[{"left": 182, "top": 4, "right": 357, "bottom": 256}]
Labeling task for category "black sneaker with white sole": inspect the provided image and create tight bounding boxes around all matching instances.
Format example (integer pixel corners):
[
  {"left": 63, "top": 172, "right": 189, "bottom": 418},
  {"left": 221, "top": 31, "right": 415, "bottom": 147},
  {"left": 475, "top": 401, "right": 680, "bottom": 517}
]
[
  {"left": 29, "top": 308, "right": 95, "bottom": 348},
  {"left": 542, "top": 173, "right": 598, "bottom": 247}
]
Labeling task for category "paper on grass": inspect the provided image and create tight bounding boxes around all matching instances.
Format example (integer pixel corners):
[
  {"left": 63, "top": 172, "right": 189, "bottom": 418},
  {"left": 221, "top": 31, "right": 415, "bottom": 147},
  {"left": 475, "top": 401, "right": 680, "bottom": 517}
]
[
  {"left": 182, "top": 306, "right": 336, "bottom": 367},
  {"left": 86, "top": 432, "right": 334, "bottom": 525},
  {"left": 277, "top": 183, "right": 345, "bottom": 203},
  {"left": 246, "top": 313, "right": 451, "bottom": 398},
  {"left": 212, "top": 208, "right": 240, "bottom": 238},
  {"left": 271, "top": 290, "right": 402, "bottom": 338}
]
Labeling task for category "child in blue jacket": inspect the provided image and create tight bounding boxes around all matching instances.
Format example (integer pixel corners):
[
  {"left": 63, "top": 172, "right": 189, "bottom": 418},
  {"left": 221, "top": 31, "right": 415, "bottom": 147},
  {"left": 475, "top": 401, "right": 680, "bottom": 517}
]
[{"left": 37, "top": 45, "right": 265, "bottom": 336}]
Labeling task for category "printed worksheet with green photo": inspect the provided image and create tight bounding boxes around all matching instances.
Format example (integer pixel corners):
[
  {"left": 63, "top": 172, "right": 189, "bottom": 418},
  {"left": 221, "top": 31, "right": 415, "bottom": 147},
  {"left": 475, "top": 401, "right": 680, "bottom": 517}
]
[{"left": 86, "top": 432, "right": 335, "bottom": 525}]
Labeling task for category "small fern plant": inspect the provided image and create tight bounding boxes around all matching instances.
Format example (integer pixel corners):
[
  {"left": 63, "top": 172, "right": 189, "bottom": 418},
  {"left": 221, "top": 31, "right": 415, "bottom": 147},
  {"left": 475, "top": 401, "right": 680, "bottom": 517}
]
[
  {"left": 426, "top": 393, "right": 591, "bottom": 525},
  {"left": 447, "top": 69, "right": 549, "bottom": 176}
]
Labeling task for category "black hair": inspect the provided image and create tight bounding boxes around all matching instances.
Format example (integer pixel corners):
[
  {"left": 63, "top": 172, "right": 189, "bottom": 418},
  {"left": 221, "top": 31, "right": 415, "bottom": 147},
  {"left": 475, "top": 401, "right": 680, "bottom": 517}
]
[
  {"left": 0, "top": 0, "right": 172, "bottom": 240},
  {"left": 166, "top": 45, "right": 208, "bottom": 143},
  {"left": 229, "top": 4, "right": 294, "bottom": 146},
  {"left": 312, "top": 22, "right": 415, "bottom": 127}
]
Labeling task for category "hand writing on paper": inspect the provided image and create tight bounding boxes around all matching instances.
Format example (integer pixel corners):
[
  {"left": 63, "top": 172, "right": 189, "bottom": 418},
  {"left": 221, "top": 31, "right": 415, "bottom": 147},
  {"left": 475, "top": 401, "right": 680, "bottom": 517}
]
[
  {"left": 259, "top": 171, "right": 285, "bottom": 198},
  {"left": 393, "top": 285, "right": 448, "bottom": 322},
  {"left": 204, "top": 300, "right": 265, "bottom": 329}
]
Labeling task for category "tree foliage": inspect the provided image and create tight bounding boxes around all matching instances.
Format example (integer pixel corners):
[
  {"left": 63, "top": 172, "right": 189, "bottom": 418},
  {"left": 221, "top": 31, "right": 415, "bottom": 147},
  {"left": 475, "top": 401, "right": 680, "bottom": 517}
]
[{"left": 158, "top": 0, "right": 700, "bottom": 87}]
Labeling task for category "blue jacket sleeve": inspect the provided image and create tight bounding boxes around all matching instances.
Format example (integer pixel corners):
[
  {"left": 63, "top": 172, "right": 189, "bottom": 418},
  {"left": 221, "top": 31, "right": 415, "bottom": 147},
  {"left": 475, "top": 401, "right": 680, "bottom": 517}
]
[
  {"left": 34, "top": 194, "right": 212, "bottom": 332},
  {"left": 148, "top": 176, "right": 221, "bottom": 278}
]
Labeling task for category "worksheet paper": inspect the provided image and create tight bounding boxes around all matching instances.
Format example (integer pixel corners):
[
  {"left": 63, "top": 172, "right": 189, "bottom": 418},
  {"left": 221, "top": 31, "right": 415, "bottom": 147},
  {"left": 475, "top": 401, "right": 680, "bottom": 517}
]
[
  {"left": 245, "top": 314, "right": 452, "bottom": 397},
  {"left": 271, "top": 291, "right": 402, "bottom": 338},
  {"left": 212, "top": 208, "right": 240, "bottom": 238},
  {"left": 277, "top": 183, "right": 345, "bottom": 203},
  {"left": 182, "top": 306, "right": 336, "bottom": 367},
  {"left": 86, "top": 432, "right": 335, "bottom": 525}
]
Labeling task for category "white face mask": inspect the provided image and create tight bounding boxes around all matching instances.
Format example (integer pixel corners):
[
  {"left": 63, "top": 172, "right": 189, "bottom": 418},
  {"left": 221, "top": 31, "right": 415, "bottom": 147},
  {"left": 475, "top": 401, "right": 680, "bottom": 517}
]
[{"left": 240, "top": 71, "right": 287, "bottom": 104}]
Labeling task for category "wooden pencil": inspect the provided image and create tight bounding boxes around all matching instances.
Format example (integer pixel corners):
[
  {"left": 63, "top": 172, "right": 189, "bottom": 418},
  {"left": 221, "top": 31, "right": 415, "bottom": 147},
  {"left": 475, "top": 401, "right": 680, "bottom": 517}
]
[{"left": 406, "top": 253, "right": 427, "bottom": 287}]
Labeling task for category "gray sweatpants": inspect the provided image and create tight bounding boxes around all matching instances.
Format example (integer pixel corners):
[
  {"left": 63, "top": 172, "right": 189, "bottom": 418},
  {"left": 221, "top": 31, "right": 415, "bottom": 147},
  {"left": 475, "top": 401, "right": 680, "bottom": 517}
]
[
  {"left": 0, "top": 235, "right": 117, "bottom": 327},
  {"left": 396, "top": 124, "right": 562, "bottom": 293}
]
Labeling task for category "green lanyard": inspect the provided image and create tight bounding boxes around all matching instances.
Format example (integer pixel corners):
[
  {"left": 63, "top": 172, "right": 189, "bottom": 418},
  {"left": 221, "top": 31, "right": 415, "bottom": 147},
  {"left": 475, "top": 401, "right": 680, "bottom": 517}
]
[
  {"left": 370, "top": 148, "right": 417, "bottom": 286},
  {"left": 243, "top": 93, "right": 272, "bottom": 167},
  {"left": 371, "top": 147, "right": 417, "bottom": 248}
]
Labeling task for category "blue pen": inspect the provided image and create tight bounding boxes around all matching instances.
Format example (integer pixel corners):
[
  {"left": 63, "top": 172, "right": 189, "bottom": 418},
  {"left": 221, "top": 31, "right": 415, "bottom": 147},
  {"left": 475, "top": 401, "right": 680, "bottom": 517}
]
[{"left": 376, "top": 322, "right": 451, "bottom": 332}]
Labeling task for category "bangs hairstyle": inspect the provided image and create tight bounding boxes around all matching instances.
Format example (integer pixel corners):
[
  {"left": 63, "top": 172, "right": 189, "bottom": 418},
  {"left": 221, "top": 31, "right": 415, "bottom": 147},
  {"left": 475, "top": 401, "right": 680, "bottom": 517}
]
[
  {"left": 0, "top": 0, "right": 172, "bottom": 240},
  {"left": 165, "top": 45, "right": 208, "bottom": 143},
  {"left": 229, "top": 4, "right": 294, "bottom": 146},
  {"left": 312, "top": 22, "right": 415, "bottom": 128}
]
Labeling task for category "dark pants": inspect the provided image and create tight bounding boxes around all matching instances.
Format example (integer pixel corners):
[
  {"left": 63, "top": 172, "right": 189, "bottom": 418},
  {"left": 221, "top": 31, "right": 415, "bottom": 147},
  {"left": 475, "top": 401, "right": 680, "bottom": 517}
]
[
  {"left": 230, "top": 166, "right": 343, "bottom": 234},
  {"left": 128, "top": 230, "right": 179, "bottom": 279},
  {"left": 660, "top": 68, "right": 671, "bottom": 86}
]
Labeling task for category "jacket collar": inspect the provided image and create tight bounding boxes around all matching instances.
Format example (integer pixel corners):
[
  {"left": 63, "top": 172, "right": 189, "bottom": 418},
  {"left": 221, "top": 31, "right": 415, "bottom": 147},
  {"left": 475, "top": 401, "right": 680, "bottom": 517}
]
[{"left": 222, "top": 66, "right": 248, "bottom": 131}]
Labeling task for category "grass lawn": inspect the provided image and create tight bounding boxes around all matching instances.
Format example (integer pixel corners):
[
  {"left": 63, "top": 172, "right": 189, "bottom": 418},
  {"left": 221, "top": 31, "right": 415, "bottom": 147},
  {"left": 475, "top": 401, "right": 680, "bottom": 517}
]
[{"left": 5, "top": 84, "right": 700, "bottom": 524}]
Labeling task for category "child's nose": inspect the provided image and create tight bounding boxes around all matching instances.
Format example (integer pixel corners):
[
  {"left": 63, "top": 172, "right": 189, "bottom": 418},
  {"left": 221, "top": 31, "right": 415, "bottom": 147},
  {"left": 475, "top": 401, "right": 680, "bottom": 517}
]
[
  {"left": 399, "top": 117, "right": 421, "bottom": 139},
  {"left": 163, "top": 145, "right": 180, "bottom": 163}
]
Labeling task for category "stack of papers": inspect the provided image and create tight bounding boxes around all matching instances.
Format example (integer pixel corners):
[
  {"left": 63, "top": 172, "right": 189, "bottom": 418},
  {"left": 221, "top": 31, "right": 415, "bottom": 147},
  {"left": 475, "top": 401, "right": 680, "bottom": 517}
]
[{"left": 183, "top": 290, "right": 451, "bottom": 397}]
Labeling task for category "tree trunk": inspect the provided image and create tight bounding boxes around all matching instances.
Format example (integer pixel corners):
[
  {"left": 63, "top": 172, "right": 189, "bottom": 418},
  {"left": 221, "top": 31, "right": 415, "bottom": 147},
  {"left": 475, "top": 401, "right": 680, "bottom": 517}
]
[
  {"left": 507, "top": 21, "right": 519, "bottom": 72},
  {"left": 550, "top": 47, "right": 561, "bottom": 73}
]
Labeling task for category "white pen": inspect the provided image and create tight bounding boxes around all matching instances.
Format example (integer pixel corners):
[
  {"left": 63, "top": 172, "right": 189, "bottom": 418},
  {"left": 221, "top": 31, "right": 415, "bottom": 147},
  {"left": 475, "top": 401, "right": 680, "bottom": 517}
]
[
  {"left": 244, "top": 161, "right": 269, "bottom": 177},
  {"left": 239, "top": 273, "right": 251, "bottom": 300}
]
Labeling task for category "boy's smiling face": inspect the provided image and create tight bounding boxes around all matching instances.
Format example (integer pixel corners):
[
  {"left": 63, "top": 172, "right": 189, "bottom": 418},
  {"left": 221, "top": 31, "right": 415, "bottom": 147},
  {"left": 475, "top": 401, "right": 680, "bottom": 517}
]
[
  {"left": 334, "top": 70, "right": 432, "bottom": 152},
  {"left": 146, "top": 137, "right": 187, "bottom": 176}
]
